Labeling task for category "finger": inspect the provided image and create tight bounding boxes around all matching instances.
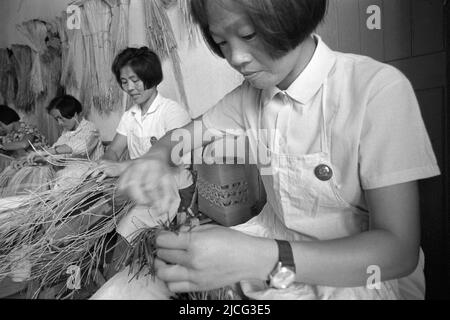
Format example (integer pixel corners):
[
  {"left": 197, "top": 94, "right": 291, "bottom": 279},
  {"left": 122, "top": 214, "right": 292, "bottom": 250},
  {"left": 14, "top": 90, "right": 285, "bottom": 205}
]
[
  {"left": 157, "top": 249, "right": 190, "bottom": 266},
  {"left": 156, "top": 262, "right": 192, "bottom": 283},
  {"left": 96, "top": 172, "right": 108, "bottom": 183},
  {"left": 167, "top": 281, "right": 199, "bottom": 293},
  {"left": 156, "top": 231, "right": 191, "bottom": 250}
]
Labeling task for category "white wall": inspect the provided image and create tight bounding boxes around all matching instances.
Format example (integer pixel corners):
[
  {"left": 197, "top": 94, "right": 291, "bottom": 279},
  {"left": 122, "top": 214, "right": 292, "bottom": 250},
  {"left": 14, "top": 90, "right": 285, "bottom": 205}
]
[{"left": 0, "top": 0, "right": 243, "bottom": 140}]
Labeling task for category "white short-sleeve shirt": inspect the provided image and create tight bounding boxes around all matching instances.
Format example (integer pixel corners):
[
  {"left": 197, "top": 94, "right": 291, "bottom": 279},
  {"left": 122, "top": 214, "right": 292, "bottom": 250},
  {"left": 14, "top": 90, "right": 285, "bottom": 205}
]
[
  {"left": 203, "top": 35, "right": 440, "bottom": 211},
  {"left": 117, "top": 93, "right": 193, "bottom": 189}
]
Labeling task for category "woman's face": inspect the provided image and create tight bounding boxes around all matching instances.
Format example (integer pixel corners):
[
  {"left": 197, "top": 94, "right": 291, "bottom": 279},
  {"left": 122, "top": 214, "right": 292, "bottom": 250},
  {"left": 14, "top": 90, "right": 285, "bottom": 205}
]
[
  {"left": 207, "top": 0, "right": 307, "bottom": 90},
  {"left": 0, "top": 121, "right": 14, "bottom": 136},
  {"left": 50, "top": 109, "right": 78, "bottom": 131},
  {"left": 120, "top": 65, "right": 157, "bottom": 107}
]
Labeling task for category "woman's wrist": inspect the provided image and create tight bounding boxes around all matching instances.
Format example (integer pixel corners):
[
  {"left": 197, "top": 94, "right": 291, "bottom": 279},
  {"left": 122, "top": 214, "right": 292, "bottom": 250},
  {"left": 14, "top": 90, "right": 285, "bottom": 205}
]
[{"left": 244, "top": 236, "right": 279, "bottom": 282}]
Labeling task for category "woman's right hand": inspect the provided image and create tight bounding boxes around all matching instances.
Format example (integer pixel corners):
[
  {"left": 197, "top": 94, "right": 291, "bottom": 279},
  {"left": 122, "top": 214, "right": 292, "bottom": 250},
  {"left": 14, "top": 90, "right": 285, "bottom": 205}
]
[
  {"left": 94, "top": 160, "right": 130, "bottom": 182},
  {"left": 118, "top": 157, "right": 176, "bottom": 208}
]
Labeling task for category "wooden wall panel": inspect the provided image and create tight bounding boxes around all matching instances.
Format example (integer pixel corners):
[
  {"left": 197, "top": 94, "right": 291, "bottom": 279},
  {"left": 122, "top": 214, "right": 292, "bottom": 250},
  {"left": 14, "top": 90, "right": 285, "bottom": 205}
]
[
  {"left": 359, "top": 0, "right": 385, "bottom": 61},
  {"left": 383, "top": 0, "right": 412, "bottom": 61},
  {"left": 336, "top": 0, "right": 361, "bottom": 54},
  {"left": 389, "top": 52, "right": 447, "bottom": 90},
  {"left": 412, "top": 0, "right": 444, "bottom": 55},
  {"left": 317, "top": 0, "right": 340, "bottom": 50}
]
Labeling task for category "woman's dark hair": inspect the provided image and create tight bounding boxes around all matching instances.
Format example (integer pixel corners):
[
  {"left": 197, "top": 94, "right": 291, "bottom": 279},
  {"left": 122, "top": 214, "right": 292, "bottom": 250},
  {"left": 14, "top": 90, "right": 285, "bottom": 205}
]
[
  {"left": 191, "top": 0, "right": 328, "bottom": 59},
  {"left": 112, "top": 47, "right": 163, "bottom": 90},
  {"left": 0, "top": 104, "right": 20, "bottom": 125},
  {"left": 46, "top": 95, "right": 82, "bottom": 119}
]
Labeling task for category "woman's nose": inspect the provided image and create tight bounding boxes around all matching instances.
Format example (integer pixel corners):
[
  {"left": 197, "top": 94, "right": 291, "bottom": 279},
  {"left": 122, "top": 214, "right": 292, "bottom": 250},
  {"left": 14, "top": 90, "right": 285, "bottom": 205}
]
[
  {"left": 228, "top": 41, "right": 252, "bottom": 69},
  {"left": 127, "top": 81, "right": 136, "bottom": 91}
]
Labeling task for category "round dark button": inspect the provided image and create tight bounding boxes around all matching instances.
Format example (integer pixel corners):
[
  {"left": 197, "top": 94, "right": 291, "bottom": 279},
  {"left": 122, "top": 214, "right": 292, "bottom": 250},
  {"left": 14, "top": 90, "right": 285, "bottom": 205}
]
[
  {"left": 150, "top": 136, "right": 158, "bottom": 145},
  {"left": 315, "top": 164, "right": 333, "bottom": 181}
]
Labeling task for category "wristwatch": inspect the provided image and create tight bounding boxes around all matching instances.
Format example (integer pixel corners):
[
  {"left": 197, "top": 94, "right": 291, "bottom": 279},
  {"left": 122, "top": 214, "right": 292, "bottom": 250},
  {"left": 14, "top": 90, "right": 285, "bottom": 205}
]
[{"left": 268, "top": 240, "right": 296, "bottom": 289}]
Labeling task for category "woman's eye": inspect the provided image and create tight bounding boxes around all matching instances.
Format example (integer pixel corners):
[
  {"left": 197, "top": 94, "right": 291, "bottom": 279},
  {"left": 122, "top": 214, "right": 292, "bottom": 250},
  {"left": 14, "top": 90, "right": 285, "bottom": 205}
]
[
  {"left": 215, "top": 40, "right": 227, "bottom": 47},
  {"left": 242, "top": 33, "right": 256, "bottom": 40}
]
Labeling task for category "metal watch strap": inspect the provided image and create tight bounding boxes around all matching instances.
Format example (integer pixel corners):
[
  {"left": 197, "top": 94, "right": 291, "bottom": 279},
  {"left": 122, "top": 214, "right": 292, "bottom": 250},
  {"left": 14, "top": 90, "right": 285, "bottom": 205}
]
[{"left": 275, "top": 239, "right": 296, "bottom": 272}]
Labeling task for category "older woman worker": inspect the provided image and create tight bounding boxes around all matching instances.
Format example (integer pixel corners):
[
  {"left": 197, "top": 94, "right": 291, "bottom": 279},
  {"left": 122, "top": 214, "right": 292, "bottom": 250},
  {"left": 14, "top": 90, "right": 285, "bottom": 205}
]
[{"left": 0, "top": 95, "right": 103, "bottom": 196}]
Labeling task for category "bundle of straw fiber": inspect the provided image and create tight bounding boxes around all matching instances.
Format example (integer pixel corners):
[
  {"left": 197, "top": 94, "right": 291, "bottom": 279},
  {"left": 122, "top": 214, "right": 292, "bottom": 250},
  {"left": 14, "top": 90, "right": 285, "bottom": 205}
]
[
  {"left": 5, "top": 49, "right": 17, "bottom": 105},
  {"left": 0, "top": 154, "right": 14, "bottom": 177},
  {"left": 0, "top": 49, "right": 16, "bottom": 105},
  {"left": 36, "top": 45, "right": 62, "bottom": 145},
  {"left": 106, "top": 0, "right": 130, "bottom": 115},
  {"left": 82, "top": 0, "right": 120, "bottom": 114},
  {"left": 16, "top": 18, "right": 62, "bottom": 144},
  {"left": 56, "top": 12, "right": 85, "bottom": 101},
  {"left": 0, "top": 163, "right": 55, "bottom": 198},
  {"left": 174, "top": 0, "right": 200, "bottom": 46},
  {"left": 0, "top": 166, "right": 133, "bottom": 299},
  {"left": 16, "top": 20, "right": 49, "bottom": 99},
  {"left": 117, "top": 213, "right": 239, "bottom": 300},
  {"left": 80, "top": 7, "right": 97, "bottom": 115},
  {"left": 10, "top": 45, "right": 34, "bottom": 112},
  {"left": 143, "top": 0, "right": 189, "bottom": 110},
  {"left": 54, "top": 14, "right": 70, "bottom": 88},
  {"left": 108, "top": 0, "right": 130, "bottom": 59}
]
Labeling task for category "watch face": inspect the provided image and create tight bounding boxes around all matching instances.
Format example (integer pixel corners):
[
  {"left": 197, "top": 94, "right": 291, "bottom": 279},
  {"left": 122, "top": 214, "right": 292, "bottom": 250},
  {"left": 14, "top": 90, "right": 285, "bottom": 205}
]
[{"left": 271, "top": 267, "right": 296, "bottom": 289}]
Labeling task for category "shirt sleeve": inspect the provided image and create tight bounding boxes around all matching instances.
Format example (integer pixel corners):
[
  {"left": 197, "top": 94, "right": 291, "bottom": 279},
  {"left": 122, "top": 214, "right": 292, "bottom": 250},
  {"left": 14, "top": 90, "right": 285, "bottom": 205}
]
[
  {"left": 163, "top": 102, "right": 192, "bottom": 132},
  {"left": 359, "top": 69, "right": 441, "bottom": 190},
  {"left": 116, "top": 112, "right": 130, "bottom": 137},
  {"left": 202, "top": 84, "right": 246, "bottom": 136},
  {"left": 64, "top": 121, "right": 101, "bottom": 156}
]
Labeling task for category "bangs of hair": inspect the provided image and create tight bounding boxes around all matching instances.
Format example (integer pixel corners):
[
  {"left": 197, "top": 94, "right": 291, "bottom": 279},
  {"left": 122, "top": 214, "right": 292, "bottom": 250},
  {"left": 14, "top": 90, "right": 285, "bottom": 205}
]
[
  {"left": 191, "top": 0, "right": 328, "bottom": 59},
  {"left": 112, "top": 47, "right": 163, "bottom": 90},
  {"left": 47, "top": 95, "right": 82, "bottom": 119}
]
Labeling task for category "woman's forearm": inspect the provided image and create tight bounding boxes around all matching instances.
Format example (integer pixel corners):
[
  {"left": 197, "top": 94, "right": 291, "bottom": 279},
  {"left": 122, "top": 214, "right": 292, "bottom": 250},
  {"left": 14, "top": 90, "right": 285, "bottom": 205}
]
[
  {"left": 52, "top": 144, "right": 73, "bottom": 155},
  {"left": 143, "top": 119, "right": 213, "bottom": 167},
  {"left": 2, "top": 141, "right": 29, "bottom": 151},
  {"left": 102, "top": 151, "right": 118, "bottom": 161},
  {"left": 251, "top": 229, "right": 418, "bottom": 288}
]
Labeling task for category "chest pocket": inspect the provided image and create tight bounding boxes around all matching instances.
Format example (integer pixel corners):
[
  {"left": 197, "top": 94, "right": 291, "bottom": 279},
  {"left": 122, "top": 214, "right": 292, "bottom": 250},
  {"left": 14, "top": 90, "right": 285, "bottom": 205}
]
[{"left": 130, "top": 129, "right": 160, "bottom": 156}]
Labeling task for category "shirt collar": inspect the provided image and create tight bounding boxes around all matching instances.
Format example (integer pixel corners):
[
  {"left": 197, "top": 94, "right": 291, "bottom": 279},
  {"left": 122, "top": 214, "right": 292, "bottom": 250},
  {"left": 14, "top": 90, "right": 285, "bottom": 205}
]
[
  {"left": 262, "top": 35, "right": 336, "bottom": 106},
  {"left": 130, "top": 93, "right": 162, "bottom": 119},
  {"left": 63, "top": 118, "right": 86, "bottom": 135}
]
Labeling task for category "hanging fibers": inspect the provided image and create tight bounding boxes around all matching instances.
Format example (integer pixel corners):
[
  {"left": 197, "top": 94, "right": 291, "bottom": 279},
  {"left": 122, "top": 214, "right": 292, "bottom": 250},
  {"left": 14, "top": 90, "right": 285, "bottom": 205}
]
[
  {"left": 109, "top": 0, "right": 129, "bottom": 58},
  {"left": 10, "top": 45, "right": 34, "bottom": 112},
  {"left": 143, "top": 0, "right": 189, "bottom": 110},
  {"left": 82, "top": 0, "right": 120, "bottom": 114},
  {"left": 80, "top": 6, "right": 97, "bottom": 115},
  {"left": 0, "top": 49, "right": 14, "bottom": 104},
  {"left": 178, "top": 0, "right": 200, "bottom": 46},
  {"left": 16, "top": 20, "right": 48, "bottom": 99}
]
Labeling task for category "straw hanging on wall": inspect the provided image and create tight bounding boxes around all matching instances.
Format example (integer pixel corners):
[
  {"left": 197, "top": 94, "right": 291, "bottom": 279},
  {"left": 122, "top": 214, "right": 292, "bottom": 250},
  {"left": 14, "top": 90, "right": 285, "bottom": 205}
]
[
  {"left": 55, "top": 12, "right": 85, "bottom": 102},
  {"left": 82, "top": 0, "right": 120, "bottom": 114},
  {"left": 15, "top": 19, "right": 62, "bottom": 145},
  {"left": 143, "top": 0, "right": 189, "bottom": 110},
  {"left": 178, "top": 0, "right": 200, "bottom": 46},
  {"left": 16, "top": 20, "right": 48, "bottom": 99},
  {"left": 10, "top": 45, "right": 34, "bottom": 112},
  {"left": 80, "top": 7, "right": 97, "bottom": 115},
  {"left": 0, "top": 49, "right": 17, "bottom": 105}
]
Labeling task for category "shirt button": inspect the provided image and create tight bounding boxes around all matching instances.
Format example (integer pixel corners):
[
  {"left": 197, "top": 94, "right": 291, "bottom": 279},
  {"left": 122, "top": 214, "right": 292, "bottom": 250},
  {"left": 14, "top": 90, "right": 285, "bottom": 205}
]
[{"left": 315, "top": 164, "right": 333, "bottom": 181}]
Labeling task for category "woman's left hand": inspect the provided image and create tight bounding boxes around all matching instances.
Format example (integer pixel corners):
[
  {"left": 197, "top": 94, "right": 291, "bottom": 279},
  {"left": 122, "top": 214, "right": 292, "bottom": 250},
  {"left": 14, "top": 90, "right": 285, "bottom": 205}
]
[
  {"left": 26, "top": 151, "right": 47, "bottom": 165},
  {"left": 154, "top": 225, "right": 275, "bottom": 292}
]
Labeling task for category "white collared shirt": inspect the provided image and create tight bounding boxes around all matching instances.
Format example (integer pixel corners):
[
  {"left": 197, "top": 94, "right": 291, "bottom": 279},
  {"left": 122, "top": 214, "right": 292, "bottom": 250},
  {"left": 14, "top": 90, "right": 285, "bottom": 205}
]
[
  {"left": 203, "top": 35, "right": 440, "bottom": 207},
  {"left": 117, "top": 93, "right": 193, "bottom": 189}
]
